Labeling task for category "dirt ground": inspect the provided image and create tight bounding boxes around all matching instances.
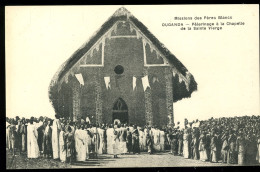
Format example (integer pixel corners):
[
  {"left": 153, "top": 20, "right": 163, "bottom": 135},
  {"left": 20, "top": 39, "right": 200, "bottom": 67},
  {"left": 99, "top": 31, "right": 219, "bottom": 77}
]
[{"left": 6, "top": 150, "right": 260, "bottom": 169}]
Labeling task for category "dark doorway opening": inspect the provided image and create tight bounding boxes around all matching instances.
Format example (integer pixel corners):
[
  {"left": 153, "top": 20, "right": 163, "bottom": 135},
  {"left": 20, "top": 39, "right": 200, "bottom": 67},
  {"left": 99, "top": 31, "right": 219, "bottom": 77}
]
[{"left": 112, "top": 98, "right": 128, "bottom": 124}]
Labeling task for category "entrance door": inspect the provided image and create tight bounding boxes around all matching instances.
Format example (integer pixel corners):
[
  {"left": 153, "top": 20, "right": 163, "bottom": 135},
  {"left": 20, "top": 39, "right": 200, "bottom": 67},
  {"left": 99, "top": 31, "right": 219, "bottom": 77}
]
[{"left": 112, "top": 98, "right": 128, "bottom": 124}]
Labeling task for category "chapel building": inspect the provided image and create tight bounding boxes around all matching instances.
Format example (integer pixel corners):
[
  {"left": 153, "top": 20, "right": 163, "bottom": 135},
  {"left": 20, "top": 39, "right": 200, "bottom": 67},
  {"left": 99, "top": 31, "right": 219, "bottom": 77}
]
[{"left": 49, "top": 7, "right": 198, "bottom": 127}]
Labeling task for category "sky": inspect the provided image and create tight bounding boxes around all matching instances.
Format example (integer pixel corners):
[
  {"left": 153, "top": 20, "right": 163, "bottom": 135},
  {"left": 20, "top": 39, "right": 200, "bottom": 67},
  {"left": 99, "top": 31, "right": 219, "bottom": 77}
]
[{"left": 5, "top": 5, "right": 259, "bottom": 123}]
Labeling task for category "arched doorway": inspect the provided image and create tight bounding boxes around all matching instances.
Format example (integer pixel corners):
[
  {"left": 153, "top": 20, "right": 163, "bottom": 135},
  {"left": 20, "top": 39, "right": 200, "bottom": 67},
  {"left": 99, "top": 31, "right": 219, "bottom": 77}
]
[{"left": 112, "top": 98, "right": 128, "bottom": 124}]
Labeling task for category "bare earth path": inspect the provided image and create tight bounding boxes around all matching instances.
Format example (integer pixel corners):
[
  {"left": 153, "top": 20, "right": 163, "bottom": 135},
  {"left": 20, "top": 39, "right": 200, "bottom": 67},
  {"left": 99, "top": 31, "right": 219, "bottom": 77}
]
[{"left": 7, "top": 150, "right": 259, "bottom": 169}]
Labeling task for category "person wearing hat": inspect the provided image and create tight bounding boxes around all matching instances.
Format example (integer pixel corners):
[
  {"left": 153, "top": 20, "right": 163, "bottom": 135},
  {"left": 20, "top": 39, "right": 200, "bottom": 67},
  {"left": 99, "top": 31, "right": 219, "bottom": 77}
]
[
  {"left": 52, "top": 114, "right": 61, "bottom": 160},
  {"left": 112, "top": 123, "right": 120, "bottom": 158}
]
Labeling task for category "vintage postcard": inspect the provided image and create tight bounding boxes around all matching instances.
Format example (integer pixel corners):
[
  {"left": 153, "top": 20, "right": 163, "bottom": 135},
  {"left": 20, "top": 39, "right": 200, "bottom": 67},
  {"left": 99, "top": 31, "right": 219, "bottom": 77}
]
[{"left": 5, "top": 5, "right": 259, "bottom": 168}]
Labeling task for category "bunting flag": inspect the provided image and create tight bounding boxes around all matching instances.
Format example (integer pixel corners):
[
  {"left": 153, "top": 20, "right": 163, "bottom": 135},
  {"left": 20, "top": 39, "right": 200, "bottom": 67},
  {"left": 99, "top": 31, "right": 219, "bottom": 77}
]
[
  {"left": 179, "top": 76, "right": 183, "bottom": 83},
  {"left": 75, "top": 73, "right": 84, "bottom": 86},
  {"left": 104, "top": 77, "right": 111, "bottom": 89},
  {"left": 86, "top": 117, "right": 91, "bottom": 124},
  {"left": 133, "top": 76, "right": 137, "bottom": 90},
  {"left": 141, "top": 75, "right": 150, "bottom": 91},
  {"left": 152, "top": 76, "right": 159, "bottom": 83}
]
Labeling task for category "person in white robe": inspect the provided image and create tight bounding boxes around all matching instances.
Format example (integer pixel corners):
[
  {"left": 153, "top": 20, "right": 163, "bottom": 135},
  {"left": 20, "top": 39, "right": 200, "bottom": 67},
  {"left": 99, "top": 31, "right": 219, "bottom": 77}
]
[
  {"left": 74, "top": 125, "right": 80, "bottom": 161},
  {"left": 106, "top": 125, "right": 114, "bottom": 154},
  {"left": 183, "top": 129, "right": 190, "bottom": 159},
  {"left": 159, "top": 129, "right": 165, "bottom": 152},
  {"left": 139, "top": 128, "right": 145, "bottom": 152},
  {"left": 119, "top": 124, "right": 128, "bottom": 154},
  {"left": 90, "top": 125, "right": 98, "bottom": 154},
  {"left": 112, "top": 125, "right": 120, "bottom": 158},
  {"left": 83, "top": 125, "right": 90, "bottom": 159},
  {"left": 97, "top": 126, "right": 105, "bottom": 154},
  {"left": 143, "top": 127, "right": 148, "bottom": 152},
  {"left": 6, "top": 120, "right": 11, "bottom": 150},
  {"left": 75, "top": 125, "right": 87, "bottom": 161},
  {"left": 52, "top": 115, "right": 61, "bottom": 160},
  {"left": 86, "top": 126, "right": 92, "bottom": 156},
  {"left": 27, "top": 118, "right": 40, "bottom": 158},
  {"left": 59, "top": 125, "right": 66, "bottom": 162},
  {"left": 152, "top": 127, "right": 160, "bottom": 152}
]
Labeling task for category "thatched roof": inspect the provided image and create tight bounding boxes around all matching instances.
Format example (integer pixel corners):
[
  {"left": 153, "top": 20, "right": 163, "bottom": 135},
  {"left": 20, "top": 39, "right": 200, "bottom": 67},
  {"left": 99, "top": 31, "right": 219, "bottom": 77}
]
[{"left": 49, "top": 7, "right": 197, "bottom": 105}]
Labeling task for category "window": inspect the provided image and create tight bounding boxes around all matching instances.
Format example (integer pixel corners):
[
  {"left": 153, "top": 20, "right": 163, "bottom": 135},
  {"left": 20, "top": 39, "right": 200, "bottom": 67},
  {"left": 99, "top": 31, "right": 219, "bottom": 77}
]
[{"left": 114, "top": 65, "right": 124, "bottom": 74}]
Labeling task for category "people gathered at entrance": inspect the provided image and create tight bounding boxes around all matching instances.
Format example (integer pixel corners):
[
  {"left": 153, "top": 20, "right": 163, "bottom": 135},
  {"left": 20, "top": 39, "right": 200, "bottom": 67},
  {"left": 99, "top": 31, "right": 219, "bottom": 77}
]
[{"left": 6, "top": 115, "right": 260, "bottom": 165}]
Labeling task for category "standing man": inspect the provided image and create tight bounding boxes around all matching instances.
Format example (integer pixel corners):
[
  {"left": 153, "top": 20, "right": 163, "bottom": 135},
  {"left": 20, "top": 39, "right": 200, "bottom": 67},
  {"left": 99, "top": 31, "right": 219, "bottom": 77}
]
[
  {"left": 119, "top": 124, "right": 127, "bottom": 154},
  {"left": 20, "top": 118, "right": 27, "bottom": 152},
  {"left": 126, "top": 127, "right": 132, "bottom": 153},
  {"left": 43, "top": 120, "right": 52, "bottom": 159},
  {"left": 9, "top": 119, "right": 17, "bottom": 156},
  {"left": 52, "top": 115, "right": 61, "bottom": 160},
  {"left": 27, "top": 117, "right": 40, "bottom": 158},
  {"left": 132, "top": 125, "right": 140, "bottom": 154}
]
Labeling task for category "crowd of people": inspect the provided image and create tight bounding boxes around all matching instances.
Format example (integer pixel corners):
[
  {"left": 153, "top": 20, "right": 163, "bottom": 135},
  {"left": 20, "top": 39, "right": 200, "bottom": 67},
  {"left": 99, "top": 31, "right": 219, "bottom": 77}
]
[{"left": 6, "top": 115, "right": 260, "bottom": 166}]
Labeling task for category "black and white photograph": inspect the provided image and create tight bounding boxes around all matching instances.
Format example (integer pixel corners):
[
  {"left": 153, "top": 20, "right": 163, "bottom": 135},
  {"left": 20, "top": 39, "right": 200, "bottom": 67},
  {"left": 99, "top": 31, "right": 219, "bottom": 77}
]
[{"left": 5, "top": 5, "right": 259, "bottom": 168}]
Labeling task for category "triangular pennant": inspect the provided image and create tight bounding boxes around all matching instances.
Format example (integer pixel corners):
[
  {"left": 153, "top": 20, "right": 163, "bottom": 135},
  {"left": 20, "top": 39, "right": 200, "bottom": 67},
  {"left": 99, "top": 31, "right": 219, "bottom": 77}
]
[
  {"left": 179, "top": 75, "right": 183, "bottom": 83},
  {"left": 136, "top": 30, "right": 141, "bottom": 39},
  {"left": 150, "top": 45, "right": 155, "bottom": 53},
  {"left": 114, "top": 23, "right": 118, "bottom": 34},
  {"left": 141, "top": 75, "right": 150, "bottom": 91},
  {"left": 104, "top": 77, "right": 111, "bottom": 89},
  {"left": 75, "top": 73, "right": 84, "bottom": 86},
  {"left": 152, "top": 76, "right": 159, "bottom": 83},
  {"left": 133, "top": 76, "right": 137, "bottom": 90},
  {"left": 129, "top": 23, "right": 134, "bottom": 33}
]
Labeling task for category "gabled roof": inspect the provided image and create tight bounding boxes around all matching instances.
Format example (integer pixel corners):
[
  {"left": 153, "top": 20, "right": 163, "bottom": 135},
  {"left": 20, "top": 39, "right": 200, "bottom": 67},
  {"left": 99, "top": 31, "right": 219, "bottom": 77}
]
[{"left": 49, "top": 7, "right": 197, "bottom": 103}]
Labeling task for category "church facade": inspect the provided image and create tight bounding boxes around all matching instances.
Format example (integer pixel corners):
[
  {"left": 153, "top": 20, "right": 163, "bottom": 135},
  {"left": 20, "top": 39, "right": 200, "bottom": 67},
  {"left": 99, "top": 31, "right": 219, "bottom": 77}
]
[{"left": 49, "top": 7, "right": 197, "bottom": 127}]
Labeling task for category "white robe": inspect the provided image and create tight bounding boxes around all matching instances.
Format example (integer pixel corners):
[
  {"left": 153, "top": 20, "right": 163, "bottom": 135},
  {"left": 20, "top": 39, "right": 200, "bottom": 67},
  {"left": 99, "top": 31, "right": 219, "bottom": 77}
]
[
  {"left": 59, "top": 131, "right": 66, "bottom": 162},
  {"left": 6, "top": 122, "right": 10, "bottom": 149},
  {"left": 52, "top": 119, "right": 61, "bottom": 159},
  {"left": 86, "top": 129, "right": 92, "bottom": 153},
  {"left": 97, "top": 128, "right": 104, "bottom": 154},
  {"left": 27, "top": 123, "right": 40, "bottom": 158},
  {"left": 112, "top": 128, "right": 120, "bottom": 155},
  {"left": 153, "top": 129, "right": 160, "bottom": 151},
  {"left": 139, "top": 130, "right": 145, "bottom": 151},
  {"left": 75, "top": 129, "right": 87, "bottom": 161},
  {"left": 91, "top": 127, "right": 97, "bottom": 153},
  {"left": 159, "top": 130, "right": 165, "bottom": 151},
  {"left": 83, "top": 129, "right": 90, "bottom": 159},
  {"left": 106, "top": 128, "right": 114, "bottom": 154},
  {"left": 183, "top": 133, "right": 189, "bottom": 159},
  {"left": 119, "top": 127, "right": 128, "bottom": 154}
]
